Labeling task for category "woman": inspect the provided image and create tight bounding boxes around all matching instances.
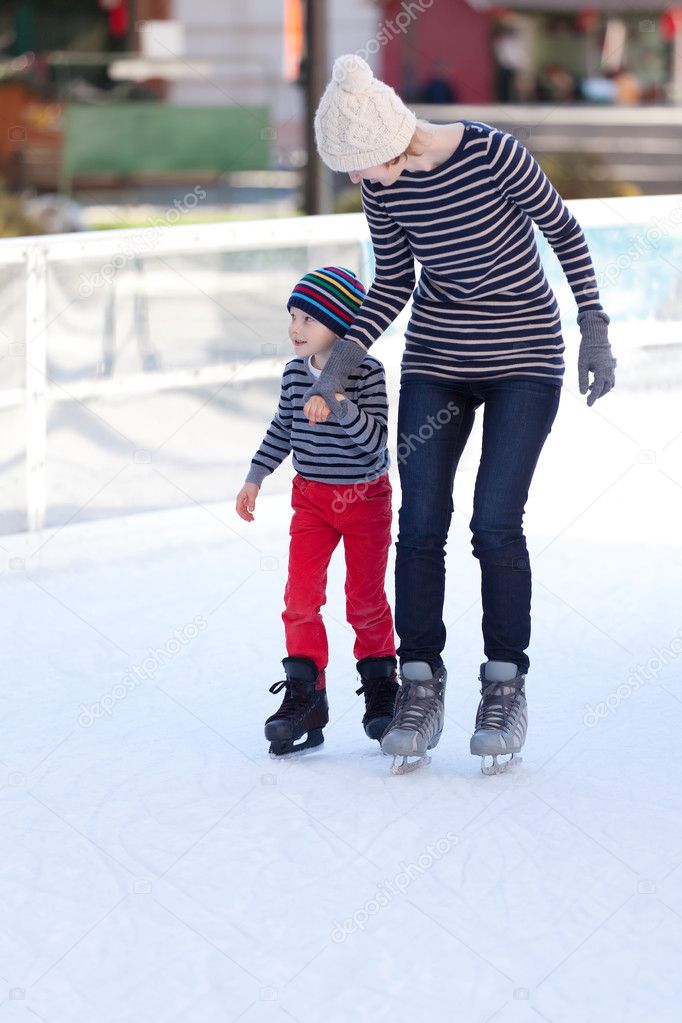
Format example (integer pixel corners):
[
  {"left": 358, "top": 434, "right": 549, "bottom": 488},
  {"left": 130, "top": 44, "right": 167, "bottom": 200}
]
[{"left": 303, "top": 55, "right": 616, "bottom": 775}]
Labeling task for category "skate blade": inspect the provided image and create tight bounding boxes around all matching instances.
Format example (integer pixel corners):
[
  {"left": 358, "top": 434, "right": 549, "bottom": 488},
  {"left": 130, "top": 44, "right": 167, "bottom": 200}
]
[
  {"left": 390, "top": 753, "right": 432, "bottom": 776},
  {"left": 268, "top": 728, "right": 324, "bottom": 759},
  {"left": 269, "top": 747, "right": 319, "bottom": 761},
  {"left": 479, "top": 753, "right": 522, "bottom": 776}
]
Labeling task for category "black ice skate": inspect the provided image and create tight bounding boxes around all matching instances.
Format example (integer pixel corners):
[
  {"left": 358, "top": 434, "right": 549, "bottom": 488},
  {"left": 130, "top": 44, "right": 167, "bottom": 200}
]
[
  {"left": 470, "top": 664, "right": 528, "bottom": 775},
  {"left": 355, "top": 656, "right": 399, "bottom": 741},
  {"left": 265, "top": 656, "right": 329, "bottom": 757}
]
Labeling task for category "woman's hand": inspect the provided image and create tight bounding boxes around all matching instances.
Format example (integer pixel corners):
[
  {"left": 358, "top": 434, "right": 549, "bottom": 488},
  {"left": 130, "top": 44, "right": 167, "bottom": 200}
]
[
  {"left": 577, "top": 309, "right": 617, "bottom": 406},
  {"left": 236, "top": 482, "right": 260, "bottom": 522}
]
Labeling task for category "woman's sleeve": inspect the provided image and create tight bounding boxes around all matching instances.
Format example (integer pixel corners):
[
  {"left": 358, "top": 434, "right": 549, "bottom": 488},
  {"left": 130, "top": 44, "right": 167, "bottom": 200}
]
[
  {"left": 486, "top": 128, "right": 604, "bottom": 314},
  {"left": 342, "top": 182, "right": 416, "bottom": 352}
]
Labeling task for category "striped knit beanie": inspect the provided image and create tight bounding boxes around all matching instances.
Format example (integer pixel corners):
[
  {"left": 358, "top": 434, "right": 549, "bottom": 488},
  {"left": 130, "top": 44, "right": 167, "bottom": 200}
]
[{"left": 287, "top": 266, "right": 366, "bottom": 338}]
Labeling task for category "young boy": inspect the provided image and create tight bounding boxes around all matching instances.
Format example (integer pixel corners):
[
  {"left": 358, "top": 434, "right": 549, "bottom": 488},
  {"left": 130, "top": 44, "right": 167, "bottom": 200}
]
[{"left": 235, "top": 266, "right": 397, "bottom": 757}]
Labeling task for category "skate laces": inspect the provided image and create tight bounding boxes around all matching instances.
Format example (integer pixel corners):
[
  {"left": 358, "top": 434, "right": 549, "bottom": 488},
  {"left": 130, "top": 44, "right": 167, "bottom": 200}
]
[
  {"left": 269, "top": 678, "right": 313, "bottom": 717},
  {"left": 392, "top": 680, "right": 442, "bottom": 735},
  {"left": 355, "top": 674, "right": 398, "bottom": 718},
  {"left": 477, "top": 678, "right": 524, "bottom": 731}
]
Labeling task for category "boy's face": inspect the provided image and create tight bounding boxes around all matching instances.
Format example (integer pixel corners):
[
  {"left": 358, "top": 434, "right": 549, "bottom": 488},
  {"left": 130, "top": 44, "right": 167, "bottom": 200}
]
[{"left": 288, "top": 306, "right": 337, "bottom": 357}]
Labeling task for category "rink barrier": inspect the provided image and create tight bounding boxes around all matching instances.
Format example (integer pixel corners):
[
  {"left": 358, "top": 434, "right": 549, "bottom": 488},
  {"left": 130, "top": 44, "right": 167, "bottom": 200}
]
[{"left": 0, "top": 194, "right": 679, "bottom": 532}]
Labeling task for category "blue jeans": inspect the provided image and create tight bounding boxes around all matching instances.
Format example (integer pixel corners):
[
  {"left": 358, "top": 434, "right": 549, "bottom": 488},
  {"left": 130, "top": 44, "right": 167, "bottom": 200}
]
[{"left": 394, "top": 377, "right": 561, "bottom": 675}]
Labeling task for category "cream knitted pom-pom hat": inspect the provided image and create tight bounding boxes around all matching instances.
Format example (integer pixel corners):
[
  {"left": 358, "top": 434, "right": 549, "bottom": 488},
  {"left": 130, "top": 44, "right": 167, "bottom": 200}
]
[{"left": 314, "top": 54, "right": 417, "bottom": 173}]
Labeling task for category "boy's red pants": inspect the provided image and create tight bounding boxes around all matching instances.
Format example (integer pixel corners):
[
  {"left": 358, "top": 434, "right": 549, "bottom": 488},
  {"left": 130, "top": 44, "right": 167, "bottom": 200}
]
[{"left": 282, "top": 472, "right": 396, "bottom": 674}]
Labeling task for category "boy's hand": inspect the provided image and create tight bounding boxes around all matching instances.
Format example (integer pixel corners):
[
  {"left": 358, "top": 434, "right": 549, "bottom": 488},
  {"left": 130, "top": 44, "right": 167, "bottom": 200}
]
[
  {"left": 303, "top": 395, "right": 332, "bottom": 424},
  {"left": 236, "top": 482, "right": 259, "bottom": 522}
]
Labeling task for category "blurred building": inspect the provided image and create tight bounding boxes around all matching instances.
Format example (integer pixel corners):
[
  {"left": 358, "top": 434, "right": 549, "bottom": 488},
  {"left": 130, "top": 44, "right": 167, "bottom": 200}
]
[
  {"left": 376, "top": 1, "right": 681, "bottom": 106},
  {"left": 0, "top": 0, "right": 380, "bottom": 191},
  {"left": 2, "top": 0, "right": 682, "bottom": 196},
  {"left": 165, "top": 0, "right": 378, "bottom": 164}
]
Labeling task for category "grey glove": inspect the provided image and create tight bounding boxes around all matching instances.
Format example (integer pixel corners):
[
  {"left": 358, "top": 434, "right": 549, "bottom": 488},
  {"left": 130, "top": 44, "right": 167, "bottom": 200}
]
[
  {"left": 577, "top": 309, "right": 617, "bottom": 407},
  {"left": 302, "top": 340, "right": 367, "bottom": 415}
]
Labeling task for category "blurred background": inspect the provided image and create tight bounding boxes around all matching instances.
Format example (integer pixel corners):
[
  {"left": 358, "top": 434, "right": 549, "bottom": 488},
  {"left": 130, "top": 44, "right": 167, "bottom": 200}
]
[
  {"left": 0, "top": 0, "right": 681, "bottom": 537},
  {"left": 2, "top": 0, "right": 682, "bottom": 230}
]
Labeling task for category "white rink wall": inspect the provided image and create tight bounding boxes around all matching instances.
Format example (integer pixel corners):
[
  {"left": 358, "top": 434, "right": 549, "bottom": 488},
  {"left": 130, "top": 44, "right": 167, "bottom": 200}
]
[{"left": 0, "top": 195, "right": 681, "bottom": 535}]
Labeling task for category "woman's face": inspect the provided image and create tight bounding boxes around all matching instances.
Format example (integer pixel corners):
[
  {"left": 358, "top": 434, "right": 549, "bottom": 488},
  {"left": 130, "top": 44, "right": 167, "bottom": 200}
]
[{"left": 347, "top": 157, "right": 406, "bottom": 188}]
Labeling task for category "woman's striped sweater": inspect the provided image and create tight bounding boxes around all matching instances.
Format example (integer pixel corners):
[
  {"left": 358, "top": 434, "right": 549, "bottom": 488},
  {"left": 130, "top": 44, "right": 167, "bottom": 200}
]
[{"left": 344, "top": 120, "right": 605, "bottom": 384}]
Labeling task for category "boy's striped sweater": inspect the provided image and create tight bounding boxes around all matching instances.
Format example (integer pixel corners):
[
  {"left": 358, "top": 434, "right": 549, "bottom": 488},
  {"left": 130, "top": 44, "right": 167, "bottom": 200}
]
[{"left": 246, "top": 353, "right": 390, "bottom": 486}]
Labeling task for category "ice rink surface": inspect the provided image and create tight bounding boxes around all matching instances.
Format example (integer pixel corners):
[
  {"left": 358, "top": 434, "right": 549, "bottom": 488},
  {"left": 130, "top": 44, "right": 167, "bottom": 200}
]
[{"left": 2, "top": 364, "right": 681, "bottom": 1022}]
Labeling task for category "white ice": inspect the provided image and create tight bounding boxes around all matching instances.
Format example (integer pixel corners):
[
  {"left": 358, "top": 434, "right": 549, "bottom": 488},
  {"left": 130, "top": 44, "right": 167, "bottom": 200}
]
[{"left": 1, "top": 345, "right": 681, "bottom": 1023}]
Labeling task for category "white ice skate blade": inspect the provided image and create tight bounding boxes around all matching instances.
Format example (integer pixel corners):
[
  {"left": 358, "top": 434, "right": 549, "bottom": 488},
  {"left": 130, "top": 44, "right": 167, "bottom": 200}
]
[
  {"left": 390, "top": 753, "right": 432, "bottom": 776},
  {"left": 268, "top": 744, "right": 323, "bottom": 761},
  {"left": 479, "top": 753, "right": 522, "bottom": 776},
  {"left": 268, "top": 740, "right": 324, "bottom": 760}
]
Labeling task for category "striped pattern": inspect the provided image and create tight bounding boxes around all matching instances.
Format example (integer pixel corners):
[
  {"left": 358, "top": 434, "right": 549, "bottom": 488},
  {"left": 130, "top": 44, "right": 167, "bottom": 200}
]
[
  {"left": 344, "top": 120, "right": 605, "bottom": 384},
  {"left": 287, "top": 266, "right": 366, "bottom": 337},
  {"left": 246, "top": 355, "right": 390, "bottom": 486}
]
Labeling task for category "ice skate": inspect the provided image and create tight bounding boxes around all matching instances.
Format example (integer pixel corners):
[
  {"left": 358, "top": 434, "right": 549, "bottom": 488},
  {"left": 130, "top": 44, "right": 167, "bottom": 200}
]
[
  {"left": 265, "top": 657, "right": 329, "bottom": 757},
  {"left": 470, "top": 663, "right": 527, "bottom": 775},
  {"left": 355, "top": 655, "right": 399, "bottom": 741},
  {"left": 380, "top": 662, "right": 447, "bottom": 775}
]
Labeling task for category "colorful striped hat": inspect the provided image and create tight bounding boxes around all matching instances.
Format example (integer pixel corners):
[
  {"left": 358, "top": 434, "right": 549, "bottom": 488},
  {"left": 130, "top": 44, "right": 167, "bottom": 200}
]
[{"left": 287, "top": 266, "right": 366, "bottom": 338}]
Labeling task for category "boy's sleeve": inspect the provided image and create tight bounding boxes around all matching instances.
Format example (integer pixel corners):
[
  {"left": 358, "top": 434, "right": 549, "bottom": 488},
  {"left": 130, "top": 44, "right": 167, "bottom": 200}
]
[
  {"left": 245, "top": 373, "right": 293, "bottom": 486},
  {"left": 485, "top": 128, "right": 604, "bottom": 314},
  {"left": 333, "top": 362, "right": 388, "bottom": 458},
  {"left": 340, "top": 182, "right": 416, "bottom": 353}
]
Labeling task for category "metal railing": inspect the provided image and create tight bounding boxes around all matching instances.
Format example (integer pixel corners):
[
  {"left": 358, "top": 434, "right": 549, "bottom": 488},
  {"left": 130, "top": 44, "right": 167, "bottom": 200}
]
[
  {"left": 0, "top": 213, "right": 373, "bottom": 532},
  {"left": 0, "top": 195, "right": 680, "bottom": 534}
]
